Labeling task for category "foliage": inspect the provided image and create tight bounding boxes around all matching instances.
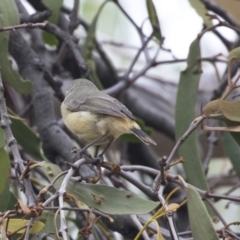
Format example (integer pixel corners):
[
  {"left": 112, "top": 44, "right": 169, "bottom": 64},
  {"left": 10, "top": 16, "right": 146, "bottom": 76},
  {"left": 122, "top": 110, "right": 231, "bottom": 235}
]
[{"left": 0, "top": 0, "right": 240, "bottom": 239}]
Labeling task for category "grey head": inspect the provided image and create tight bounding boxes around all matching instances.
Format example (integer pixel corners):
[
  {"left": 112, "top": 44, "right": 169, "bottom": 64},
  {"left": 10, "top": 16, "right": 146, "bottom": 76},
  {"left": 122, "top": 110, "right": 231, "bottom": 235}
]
[{"left": 65, "top": 79, "right": 98, "bottom": 96}]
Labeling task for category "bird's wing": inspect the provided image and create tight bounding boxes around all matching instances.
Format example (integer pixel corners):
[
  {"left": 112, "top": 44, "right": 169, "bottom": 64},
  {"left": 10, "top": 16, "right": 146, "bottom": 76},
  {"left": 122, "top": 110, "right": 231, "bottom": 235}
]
[{"left": 64, "top": 94, "right": 136, "bottom": 120}]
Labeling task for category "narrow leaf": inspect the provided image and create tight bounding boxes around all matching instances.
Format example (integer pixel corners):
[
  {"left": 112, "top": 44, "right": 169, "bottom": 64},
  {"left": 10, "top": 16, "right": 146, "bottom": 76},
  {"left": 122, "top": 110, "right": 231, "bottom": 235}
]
[
  {"left": 188, "top": 0, "right": 212, "bottom": 27},
  {"left": 204, "top": 99, "right": 240, "bottom": 122},
  {"left": 175, "top": 37, "right": 208, "bottom": 190},
  {"left": 223, "top": 132, "right": 240, "bottom": 179},
  {"left": 0, "top": 128, "right": 6, "bottom": 148},
  {"left": 41, "top": 211, "right": 60, "bottom": 235},
  {"left": 3, "top": 219, "right": 44, "bottom": 234},
  {"left": 146, "top": 0, "right": 162, "bottom": 41},
  {"left": 0, "top": 148, "right": 10, "bottom": 194},
  {"left": 83, "top": 1, "right": 110, "bottom": 89},
  {"left": 0, "top": 179, "right": 10, "bottom": 211},
  {"left": 0, "top": 0, "right": 32, "bottom": 94},
  {"left": 9, "top": 109, "right": 42, "bottom": 159},
  {"left": 37, "top": 162, "right": 160, "bottom": 215},
  {"left": 42, "top": 0, "right": 63, "bottom": 45},
  {"left": 228, "top": 47, "right": 240, "bottom": 62},
  {"left": 203, "top": 105, "right": 240, "bottom": 146},
  {"left": 185, "top": 186, "right": 219, "bottom": 240}
]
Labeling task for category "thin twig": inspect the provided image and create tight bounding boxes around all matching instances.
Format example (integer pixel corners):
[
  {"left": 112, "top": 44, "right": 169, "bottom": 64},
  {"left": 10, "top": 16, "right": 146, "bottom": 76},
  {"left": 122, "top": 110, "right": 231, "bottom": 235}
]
[
  {"left": 0, "top": 21, "right": 48, "bottom": 32},
  {"left": 43, "top": 22, "right": 89, "bottom": 76},
  {"left": 58, "top": 158, "right": 87, "bottom": 239},
  {"left": 132, "top": 215, "right": 151, "bottom": 240},
  {"left": 166, "top": 116, "right": 205, "bottom": 166},
  {"left": 0, "top": 67, "right": 36, "bottom": 206}
]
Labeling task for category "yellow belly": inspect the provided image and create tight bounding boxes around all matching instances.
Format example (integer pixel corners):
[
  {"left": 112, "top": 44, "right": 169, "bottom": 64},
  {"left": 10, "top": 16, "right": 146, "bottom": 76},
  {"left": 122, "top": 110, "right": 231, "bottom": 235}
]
[{"left": 61, "top": 105, "right": 138, "bottom": 145}]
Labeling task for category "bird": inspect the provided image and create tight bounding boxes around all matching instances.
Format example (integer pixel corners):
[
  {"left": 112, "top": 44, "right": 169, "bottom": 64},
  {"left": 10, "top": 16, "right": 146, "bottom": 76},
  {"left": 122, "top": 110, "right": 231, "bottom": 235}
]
[{"left": 61, "top": 79, "right": 156, "bottom": 156}]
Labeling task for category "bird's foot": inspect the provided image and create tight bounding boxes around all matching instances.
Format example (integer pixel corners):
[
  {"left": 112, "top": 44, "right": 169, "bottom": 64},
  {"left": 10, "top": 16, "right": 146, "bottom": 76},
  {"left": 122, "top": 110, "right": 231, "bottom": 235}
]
[
  {"left": 93, "top": 155, "right": 104, "bottom": 165},
  {"left": 71, "top": 147, "right": 91, "bottom": 158}
]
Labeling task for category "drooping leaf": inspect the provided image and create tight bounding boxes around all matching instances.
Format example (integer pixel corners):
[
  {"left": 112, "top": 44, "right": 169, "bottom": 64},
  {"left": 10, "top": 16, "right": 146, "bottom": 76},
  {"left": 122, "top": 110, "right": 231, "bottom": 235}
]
[
  {"left": 42, "top": 0, "right": 63, "bottom": 45},
  {"left": 0, "top": 0, "right": 32, "bottom": 94},
  {"left": 185, "top": 185, "right": 219, "bottom": 240},
  {"left": 83, "top": 1, "right": 110, "bottom": 89},
  {"left": 0, "top": 128, "right": 6, "bottom": 148},
  {"left": 9, "top": 109, "right": 42, "bottom": 159},
  {"left": 146, "top": 0, "right": 162, "bottom": 41},
  {"left": 224, "top": 120, "right": 240, "bottom": 146},
  {"left": 203, "top": 100, "right": 240, "bottom": 145},
  {"left": 41, "top": 211, "right": 60, "bottom": 236},
  {"left": 36, "top": 162, "right": 160, "bottom": 215},
  {"left": 0, "top": 148, "right": 10, "bottom": 194},
  {"left": 223, "top": 132, "right": 240, "bottom": 179},
  {"left": 204, "top": 99, "right": 240, "bottom": 122},
  {"left": 0, "top": 179, "right": 10, "bottom": 211},
  {"left": 8, "top": 192, "right": 18, "bottom": 210},
  {"left": 175, "top": 37, "right": 208, "bottom": 190},
  {"left": 188, "top": 0, "right": 213, "bottom": 27},
  {"left": 228, "top": 47, "right": 240, "bottom": 62},
  {"left": 2, "top": 219, "right": 44, "bottom": 234}
]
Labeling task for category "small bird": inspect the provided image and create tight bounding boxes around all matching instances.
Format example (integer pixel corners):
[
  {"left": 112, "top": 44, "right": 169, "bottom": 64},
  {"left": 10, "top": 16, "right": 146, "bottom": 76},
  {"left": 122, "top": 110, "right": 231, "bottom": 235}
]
[{"left": 61, "top": 79, "right": 156, "bottom": 155}]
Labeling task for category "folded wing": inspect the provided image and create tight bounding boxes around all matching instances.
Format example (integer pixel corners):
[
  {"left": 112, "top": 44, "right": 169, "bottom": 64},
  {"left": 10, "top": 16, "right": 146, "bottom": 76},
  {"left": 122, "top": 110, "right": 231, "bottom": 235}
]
[{"left": 64, "top": 94, "right": 136, "bottom": 120}]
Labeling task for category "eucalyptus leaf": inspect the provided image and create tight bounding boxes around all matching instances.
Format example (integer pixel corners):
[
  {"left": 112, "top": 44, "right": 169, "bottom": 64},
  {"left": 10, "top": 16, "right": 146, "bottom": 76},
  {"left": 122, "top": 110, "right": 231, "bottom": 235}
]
[
  {"left": 203, "top": 113, "right": 240, "bottom": 146},
  {"left": 204, "top": 99, "right": 240, "bottom": 122},
  {"left": 42, "top": 0, "right": 63, "bottom": 45},
  {"left": 185, "top": 185, "right": 219, "bottom": 240},
  {"left": 0, "top": 148, "right": 10, "bottom": 194},
  {"left": 228, "top": 46, "right": 240, "bottom": 62},
  {"left": 146, "top": 0, "right": 162, "bottom": 41},
  {"left": 9, "top": 109, "right": 42, "bottom": 159},
  {"left": 2, "top": 219, "right": 44, "bottom": 234},
  {"left": 0, "top": 0, "right": 32, "bottom": 94},
  {"left": 175, "top": 37, "right": 208, "bottom": 190},
  {"left": 0, "top": 128, "right": 6, "bottom": 149},
  {"left": 41, "top": 211, "right": 60, "bottom": 236},
  {"left": 83, "top": 1, "right": 110, "bottom": 89},
  {"left": 223, "top": 132, "right": 240, "bottom": 179},
  {"left": 37, "top": 162, "right": 160, "bottom": 215},
  {"left": 188, "top": 0, "right": 212, "bottom": 27},
  {"left": 0, "top": 179, "right": 10, "bottom": 211}
]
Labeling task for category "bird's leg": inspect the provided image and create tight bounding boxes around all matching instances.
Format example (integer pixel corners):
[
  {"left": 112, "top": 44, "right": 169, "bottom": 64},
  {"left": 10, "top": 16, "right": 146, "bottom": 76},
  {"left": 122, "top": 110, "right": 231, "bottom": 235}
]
[
  {"left": 76, "top": 134, "right": 107, "bottom": 156},
  {"left": 95, "top": 137, "right": 114, "bottom": 162},
  {"left": 94, "top": 146, "right": 100, "bottom": 158}
]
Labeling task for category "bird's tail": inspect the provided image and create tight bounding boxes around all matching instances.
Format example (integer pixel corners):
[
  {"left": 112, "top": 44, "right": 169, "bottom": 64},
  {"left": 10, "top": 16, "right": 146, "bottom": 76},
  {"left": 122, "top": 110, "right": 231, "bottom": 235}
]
[{"left": 130, "top": 128, "right": 157, "bottom": 145}]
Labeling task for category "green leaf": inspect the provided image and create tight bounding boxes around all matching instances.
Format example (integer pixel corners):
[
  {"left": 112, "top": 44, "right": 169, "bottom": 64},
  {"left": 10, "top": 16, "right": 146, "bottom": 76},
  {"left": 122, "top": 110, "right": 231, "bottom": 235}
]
[
  {"left": 175, "top": 37, "right": 208, "bottom": 190},
  {"left": 0, "top": 128, "right": 6, "bottom": 148},
  {"left": 121, "top": 117, "right": 153, "bottom": 143},
  {"left": 228, "top": 47, "right": 240, "bottom": 62},
  {"left": 9, "top": 109, "right": 42, "bottom": 159},
  {"left": 224, "top": 120, "right": 240, "bottom": 146},
  {"left": 204, "top": 99, "right": 240, "bottom": 122},
  {"left": 83, "top": 1, "right": 110, "bottom": 89},
  {"left": 223, "top": 132, "right": 240, "bottom": 179},
  {"left": 41, "top": 211, "right": 60, "bottom": 236},
  {"left": 146, "top": 0, "right": 162, "bottom": 41},
  {"left": 185, "top": 185, "right": 219, "bottom": 240},
  {"left": 203, "top": 100, "right": 240, "bottom": 145},
  {"left": 0, "top": 148, "right": 10, "bottom": 194},
  {"left": 37, "top": 162, "right": 160, "bottom": 215},
  {"left": 188, "top": 0, "right": 213, "bottom": 27},
  {"left": 0, "top": 179, "right": 10, "bottom": 211},
  {"left": 3, "top": 219, "right": 45, "bottom": 234},
  {"left": 0, "top": 0, "right": 32, "bottom": 94},
  {"left": 42, "top": 0, "right": 63, "bottom": 46},
  {"left": 0, "top": 188, "right": 17, "bottom": 212}
]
